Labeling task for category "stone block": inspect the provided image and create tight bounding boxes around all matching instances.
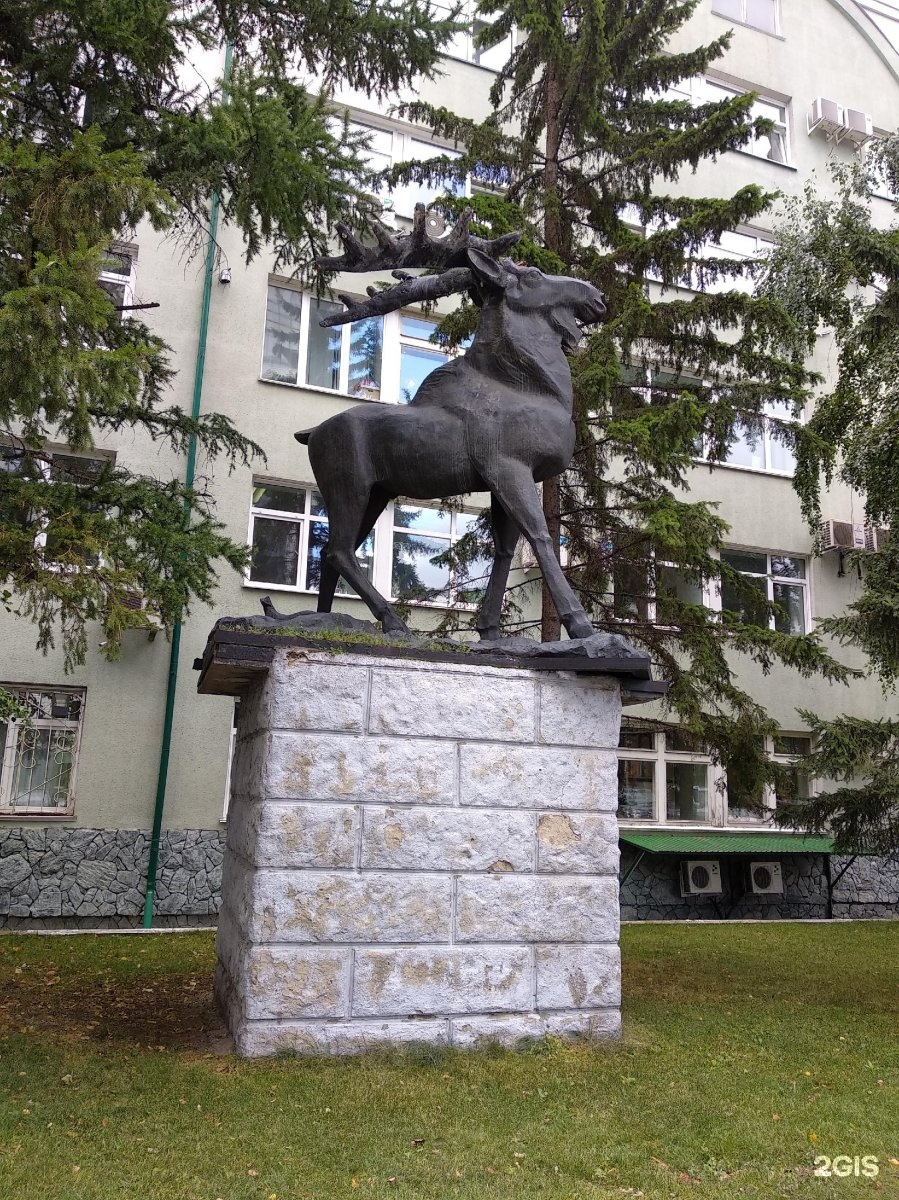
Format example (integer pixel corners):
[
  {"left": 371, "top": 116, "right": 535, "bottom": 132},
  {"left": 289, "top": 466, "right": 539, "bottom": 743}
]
[
  {"left": 368, "top": 667, "right": 535, "bottom": 742},
  {"left": 543, "top": 1010, "right": 622, "bottom": 1040},
  {"left": 228, "top": 732, "right": 270, "bottom": 801},
  {"left": 537, "top": 676, "right": 620, "bottom": 748},
  {"left": 450, "top": 1014, "right": 548, "bottom": 1048},
  {"left": 0, "top": 854, "right": 31, "bottom": 889},
  {"left": 269, "top": 656, "right": 369, "bottom": 733},
  {"left": 31, "top": 887, "right": 62, "bottom": 917},
  {"left": 456, "top": 876, "right": 618, "bottom": 943},
  {"left": 75, "top": 859, "right": 118, "bottom": 890},
  {"left": 459, "top": 744, "right": 617, "bottom": 811},
  {"left": 536, "top": 812, "right": 619, "bottom": 874},
  {"left": 224, "top": 859, "right": 452, "bottom": 944},
  {"left": 231, "top": 947, "right": 351, "bottom": 1020},
  {"left": 352, "top": 947, "right": 533, "bottom": 1016},
  {"left": 535, "top": 944, "right": 621, "bottom": 1009},
  {"left": 360, "top": 807, "right": 533, "bottom": 872},
  {"left": 227, "top": 799, "right": 359, "bottom": 869},
  {"left": 265, "top": 732, "right": 456, "bottom": 806},
  {"left": 233, "top": 1018, "right": 450, "bottom": 1057}
]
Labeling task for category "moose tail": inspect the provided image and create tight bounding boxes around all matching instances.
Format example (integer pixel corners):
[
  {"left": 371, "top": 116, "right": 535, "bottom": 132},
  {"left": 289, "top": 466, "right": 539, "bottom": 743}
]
[{"left": 294, "top": 428, "right": 315, "bottom": 445}]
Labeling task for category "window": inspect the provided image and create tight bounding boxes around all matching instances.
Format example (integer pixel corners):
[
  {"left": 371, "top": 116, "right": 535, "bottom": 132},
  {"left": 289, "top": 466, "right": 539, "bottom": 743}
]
[
  {"left": 98, "top": 245, "right": 137, "bottom": 316},
  {"left": 434, "top": 2, "right": 514, "bottom": 70},
  {"left": 397, "top": 314, "right": 449, "bottom": 404},
  {"left": 246, "top": 484, "right": 488, "bottom": 609},
  {"left": 0, "top": 443, "right": 113, "bottom": 564},
  {"left": 0, "top": 687, "right": 85, "bottom": 816},
  {"left": 261, "top": 287, "right": 384, "bottom": 397},
  {"left": 704, "top": 80, "right": 788, "bottom": 163},
  {"left": 617, "top": 724, "right": 715, "bottom": 824},
  {"left": 718, "top": 399, "right": 798, "bottom": 475},
  {"left": 693, "top": 229, "right": 774, "bottom": 295},
  {"left": 246, "top": 481, "right": 374, "bottom": 594},
  {"left": 261, "top": 290, "right": 456, "bottom": 404},
  {"left": 350, "top": 121, "right": 467, "bottom": 220},
  {"left": 719, "top": 550, "right": 808, "bottom": 634},
  {"left": 391, "top": 503, "right": 490, "bottom": 604},
  {"left": 728, "top": 733, "right": 812, "bottom": 823},
  {"left": 712, "top": 0, "right": 779, "bottom": 35}
]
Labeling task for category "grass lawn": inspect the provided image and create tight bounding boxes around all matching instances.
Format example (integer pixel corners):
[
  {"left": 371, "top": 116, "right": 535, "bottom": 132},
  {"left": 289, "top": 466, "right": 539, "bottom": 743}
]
[{"left": 0, "top": 922, "right": 897, "bottom": 1200}]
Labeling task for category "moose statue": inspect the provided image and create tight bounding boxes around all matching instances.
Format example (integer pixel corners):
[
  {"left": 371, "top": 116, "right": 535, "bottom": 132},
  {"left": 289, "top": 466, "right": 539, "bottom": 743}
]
[{"left": 294, "top": 206, "right": 607, "bottom": 643}]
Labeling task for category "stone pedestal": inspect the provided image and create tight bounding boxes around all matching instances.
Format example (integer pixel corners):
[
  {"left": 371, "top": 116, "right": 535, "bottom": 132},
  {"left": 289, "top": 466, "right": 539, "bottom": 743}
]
[{"left": 214, "top": 646, "right": 623, "bottom": 1055}]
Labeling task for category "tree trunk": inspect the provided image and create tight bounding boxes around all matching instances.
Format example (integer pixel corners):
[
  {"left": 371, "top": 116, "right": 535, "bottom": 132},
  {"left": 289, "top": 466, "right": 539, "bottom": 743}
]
[{"left": 541, "top": 62, "right": 563, "bottom": 642}]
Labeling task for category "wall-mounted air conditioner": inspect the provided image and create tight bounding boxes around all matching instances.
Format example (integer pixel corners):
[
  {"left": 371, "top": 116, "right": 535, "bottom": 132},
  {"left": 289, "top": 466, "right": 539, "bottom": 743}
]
[
  {"left": 818, "top": 519, "right": 866, "bottom": 553},
  {"left": 749, "top": 860, "right": 784, "bottom": 895},
  {"left": 844, "top": 108, "right": 874, "bottom": 145},
  {"left": 864, "top": 526, "right": 890, "bottom": 552},
  {"left": 680, "top": 859, "right": 722, "bottom": 897},
  {"left": 807, "top": 97, "right": 845, "bottom": 138}
]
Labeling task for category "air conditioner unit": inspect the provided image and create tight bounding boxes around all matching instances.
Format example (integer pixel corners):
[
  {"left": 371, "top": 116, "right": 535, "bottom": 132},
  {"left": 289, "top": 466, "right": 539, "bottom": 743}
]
[
  {"left": 680, "top": 859, "right": 722, "bottom": 897},
  {"left": 749, "top": 860, "right": 784, "bottom": 895},
  {"left": 844, "top": 108, "right": 874, "bottom": 145},
  {"left": 864, "top": 526, "right": 890, "bottom": 552},
  {"left": 818, "top": 519, "right": 866, "bottom": 552},
  {"left": 121, "top": 589, "right": 163, "bottom": 632},
  {"left": 807, "top": 97, "right": 845, "bottom": 138}
]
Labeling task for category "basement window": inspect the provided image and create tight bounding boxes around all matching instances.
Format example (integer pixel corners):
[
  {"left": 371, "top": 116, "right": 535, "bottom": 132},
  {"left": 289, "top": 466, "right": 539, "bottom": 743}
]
[{"left": 0, "top": 687, "right": 85, "bottom": 816}]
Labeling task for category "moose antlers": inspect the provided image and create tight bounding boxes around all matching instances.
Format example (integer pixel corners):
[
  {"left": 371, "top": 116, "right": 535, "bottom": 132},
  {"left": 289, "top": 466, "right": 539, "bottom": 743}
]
[{"left": 315, "top": 204, "right": 521, "bottom": 328}]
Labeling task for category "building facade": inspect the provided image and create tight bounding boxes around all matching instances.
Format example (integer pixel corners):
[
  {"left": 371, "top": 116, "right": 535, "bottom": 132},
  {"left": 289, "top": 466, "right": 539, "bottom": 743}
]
[{"left": 2, "top": 0, "right": 898, "bottom": 925}]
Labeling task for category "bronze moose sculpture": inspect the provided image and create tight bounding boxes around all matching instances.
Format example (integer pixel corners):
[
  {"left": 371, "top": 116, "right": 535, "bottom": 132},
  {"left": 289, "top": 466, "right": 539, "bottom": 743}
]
[{"left": 295, "top": 207, "right": 607, "bottom": 642}]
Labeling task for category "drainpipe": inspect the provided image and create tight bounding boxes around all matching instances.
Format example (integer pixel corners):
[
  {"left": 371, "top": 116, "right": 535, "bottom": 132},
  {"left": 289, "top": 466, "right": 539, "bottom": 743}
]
[{"left": 143, "top": 42, "right": 233, "bottom": 927}]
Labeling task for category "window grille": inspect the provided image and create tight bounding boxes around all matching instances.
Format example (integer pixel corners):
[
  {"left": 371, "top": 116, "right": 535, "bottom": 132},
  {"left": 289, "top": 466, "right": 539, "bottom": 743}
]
[{"left": 0, "top": 687, "right": 85, "bottom": 816}]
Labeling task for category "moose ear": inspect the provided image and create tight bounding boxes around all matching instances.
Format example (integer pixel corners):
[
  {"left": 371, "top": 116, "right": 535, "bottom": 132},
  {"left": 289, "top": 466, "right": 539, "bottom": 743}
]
[{"left": 467, "top": 248, "right": 508, "bottom": 289}]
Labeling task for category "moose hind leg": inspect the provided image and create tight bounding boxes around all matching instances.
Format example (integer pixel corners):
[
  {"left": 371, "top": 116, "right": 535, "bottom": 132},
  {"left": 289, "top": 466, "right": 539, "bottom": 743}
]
[
  {"left": 475, "top": 496, "right": 520, "bottom": 641},
  {"left": 317, "top": 487, "right": 390, "bottom": 615},
  {"left": 320, "top": 496, "right": 408, "bottom": 635},
  {"left": 485, "top": 463, "right": 594, "bottom": 641}
]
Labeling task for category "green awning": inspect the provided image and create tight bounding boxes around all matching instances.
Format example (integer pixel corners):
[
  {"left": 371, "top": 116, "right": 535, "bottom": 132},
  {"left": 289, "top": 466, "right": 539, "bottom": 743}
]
[{"left": 619, "top": 831, "right": 836, "bottom": 855}]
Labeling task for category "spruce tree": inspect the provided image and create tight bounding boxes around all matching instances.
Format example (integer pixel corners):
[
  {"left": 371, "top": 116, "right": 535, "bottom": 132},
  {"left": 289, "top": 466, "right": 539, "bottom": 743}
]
[
  {"left": 375, "top": 0, "right": 855, "bottom": 801},
  {"left": 0, "top": 0, "right": 457, "bottom": 673},
  {"left": 761, "top": 136, "right": 899, "bottom": 853}
]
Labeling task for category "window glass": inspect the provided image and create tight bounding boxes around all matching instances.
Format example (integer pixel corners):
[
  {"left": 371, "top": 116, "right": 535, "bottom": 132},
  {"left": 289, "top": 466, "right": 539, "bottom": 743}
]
[
  {"left": 745, "top": 0, "right": 778, "bottom": 31},
  {"left": 722, "top": 550, "right": 767, "bottom": 575},
  {"left": 399, "top": 345, "right": 448, "bottom": 403},
  {"left": 712, "top": 0, "right": 743, "bottom": 18},
  {"left": 618, "top": 760, "right": 655, "bottom": 819},
  {"left": 770, "top": 554, "right": 805, "bottom": 579},
  {"left": 249, "top": 517, "right": 301, "bottom": 586},
  {"left": 401, "top": 315, "right": 439, "bottom": 340},
  {"left": 392, "top": 532, "right": 451, "bottom": 599},
  {"left": 613, "top": 563, "right": 650, "bottom": 620},
  {"left": 656, "top": 565, "right": 704, "bottom": 619},
  {"left": 305, "top": 299, "right": 343, "bottom": 389},
  {"left": 395, "top": 505, "right": 452, "bottom": 536},
  {"left": 666, "top": 762, "right": 709, "bottom": 821},
  {"left": 725, "top": 423, "right": 766, "bottom": 470},
  {"left": 261, "top": 285, "right": 302, "bottom": 384},
  {"left": 347, "top": 317, "right": 383, "bottom": 400},
  {"left": 0, "top": 686, "right": 84, "bottom": 815},
  {"left": 306, "top": 522, "right": 373, "bottom": 595},
  {"left": 453, "top": 512, "right": 491, "bottom": 604},
  {"left": 252, "top": 484, "right": 306, "bottom": 513},
  {"left": 721, "top": 573, "right": 768, "bottom": 626},
  {"left": 774, "top": 735, "right": 811, "bottom": 756},
  {"left": 772, "top": 582, "right": 806, "bottom": 634},
  {"left": 619, "top": 727, "right": 655, "bottom": 750}
]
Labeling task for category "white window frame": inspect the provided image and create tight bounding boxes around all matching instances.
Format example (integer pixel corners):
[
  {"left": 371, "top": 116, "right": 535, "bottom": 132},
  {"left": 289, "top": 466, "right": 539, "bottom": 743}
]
[
  {"left": 98, "top": 243, "right": 138, "bottom": 314},
  {"left": 727, "top": 733, "right": 813, "bottom": 825},
  {"left": 711, "top": 0, "right": 780, "bottom": 36},
  {"left": 0, "top": 686, "right": 86, "bottom": 817},
  {"left": 617, "top": 723, "right": 726, "bottom": 827},
  {"left": 221, "top": 700, "right": 240, "bottom": 823},
  {"left": 669, "top": 77, "right": 790, "bottom": 165},
  {"left": 434, "top": 2, "right": 515, "bottom": 71},
  {"left": 698, "top": 398, "right": 801, "bottom": 477},
  {"left": 245, "top": 479, "right": 376, "bottom": 595},
  {"left": 709, "top": 548, "right": 811, "bottom": 635},
  {"left": 349, "top": 120, "right": 469, "bottom": 221},
  {"left": 245, "top": 481, "right": 487, "bottom": 611},
  {"left": 260, "top": 288, "right": 459, "bottom": 406}
]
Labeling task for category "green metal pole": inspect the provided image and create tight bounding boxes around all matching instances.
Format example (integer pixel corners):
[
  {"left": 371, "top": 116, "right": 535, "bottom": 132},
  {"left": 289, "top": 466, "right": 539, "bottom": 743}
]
[{"left": 143, "top": 43, "right": 233, "bottom": 928}]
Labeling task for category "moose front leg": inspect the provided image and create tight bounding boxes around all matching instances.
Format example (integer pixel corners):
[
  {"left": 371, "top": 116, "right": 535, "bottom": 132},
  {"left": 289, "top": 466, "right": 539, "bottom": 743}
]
[
  {"left": 475, "top": 496, "right": 520, "bottom": 640},
  {"left": 485, "top": 463, "right": 594, "bottom": 641}
]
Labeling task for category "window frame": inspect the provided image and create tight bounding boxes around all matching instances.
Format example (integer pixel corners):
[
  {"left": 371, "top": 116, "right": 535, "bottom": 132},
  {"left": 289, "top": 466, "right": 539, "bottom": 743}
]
[
  {"left": 348, "top": 119, "right": 470, "bottom": 222},
  {"left": 245, "top": 479, "right": 377, "bottom": 595},
  {"left": 98, "top": 243, "right": 138, "bottom": 315},
  {"left": 698, "top": 398, "right": 802, "bottom": 477},
  {"left": 726, "top": 733, "right": 814, "bottom": 825},
  {"left": 433, "top": 2, "right": 515, "bottom": 71},
  {"left": 711, "top": 548, "right": 811, "bottom": 636},
  {"left": 617, "top": 723, "right": 724, "bottom": 827},
  {"left": 260, "top": 288, "right": 461, "bottom": 405},
  {"left": 711, "top": 0, "right": 781, "bottom": 36},
  {"left": 669, "top": 77, "right": 791, "bottom": 166},
  {"left": 0, "top": 685, "right": 86, "bottom": 818}
]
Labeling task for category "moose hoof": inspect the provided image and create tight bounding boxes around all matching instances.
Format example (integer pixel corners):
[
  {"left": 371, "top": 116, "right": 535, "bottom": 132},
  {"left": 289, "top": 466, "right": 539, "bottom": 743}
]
[
  {"left": 381, "top": 613, "right": 410, "bottom": 636},
  {"left": 567, "top": 618, "right": 595, "bottom": 640}
]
